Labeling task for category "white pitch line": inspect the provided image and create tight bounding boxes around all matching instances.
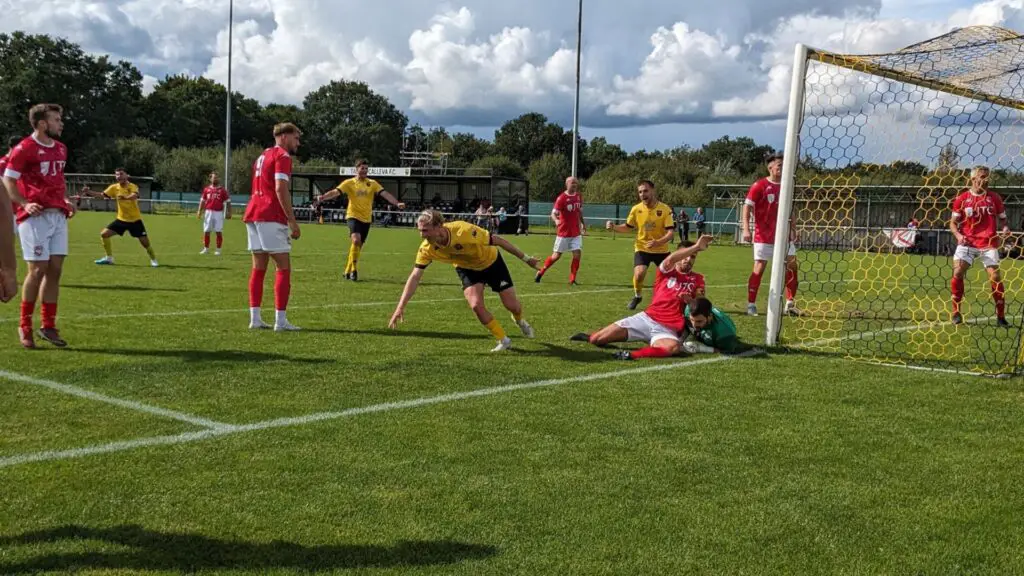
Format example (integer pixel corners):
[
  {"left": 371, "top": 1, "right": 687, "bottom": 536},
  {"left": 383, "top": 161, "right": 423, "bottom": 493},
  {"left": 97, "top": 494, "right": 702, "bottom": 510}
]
[
  {"left": 0, "top": 351, "right": 759, "bottom": 469},
  {"left": 0, "top": 369, "right": 234, "bottom": 431},
  {"left": 0, "top": 285, "right": 749, "bottom": 324}
]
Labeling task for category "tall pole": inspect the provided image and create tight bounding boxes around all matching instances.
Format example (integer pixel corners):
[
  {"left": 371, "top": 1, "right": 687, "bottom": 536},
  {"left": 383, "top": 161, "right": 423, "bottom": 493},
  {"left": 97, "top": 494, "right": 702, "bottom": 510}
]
[
  {"left": 223, "top": 0, "right": 234, "bottom": 194},
  {"left": 570, "top": 0, "right": 582, "bottom": 178}
]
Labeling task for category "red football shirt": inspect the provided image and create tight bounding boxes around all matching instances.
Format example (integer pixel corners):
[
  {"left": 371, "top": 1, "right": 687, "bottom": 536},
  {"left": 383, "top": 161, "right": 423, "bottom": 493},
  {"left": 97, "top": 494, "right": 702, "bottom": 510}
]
[
  {"left": 952, "top": 189, "right": 1006, "bottom": 249},
  {"left": 244, "top": 146, "right": 292, "bottom": 225},
  {"left": 3, "top": 135, "right": 68, "bottom": 223},
  {"left": 553, "top": 191, "right": 583, "bottom": 238},
  {"left": 744, "top": 177, "right": 781, "bottom": 244},
  {"left": 645, "top": 266, "right": 706, "bottom": 332},
  {"left": 0, "top": 153, "right": 14, "bottom": 215},
  {"left": 202, "top": 185, "right": 230, "bottom": 211}
]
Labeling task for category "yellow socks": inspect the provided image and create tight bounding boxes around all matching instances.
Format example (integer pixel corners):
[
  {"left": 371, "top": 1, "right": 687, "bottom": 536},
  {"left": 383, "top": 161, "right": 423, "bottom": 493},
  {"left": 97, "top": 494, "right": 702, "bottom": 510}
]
[
  {"left": 345, "top": 242, "right": 361, "bottom": 274},
  {"left": 102, "top": 236, "right": 112, "bottom": 257},
  {"left": 484, "top": 318, "right": 506, "bottom": 341},
  {"left": 632, "top": 276, "right": 643, "bottom": 297}
]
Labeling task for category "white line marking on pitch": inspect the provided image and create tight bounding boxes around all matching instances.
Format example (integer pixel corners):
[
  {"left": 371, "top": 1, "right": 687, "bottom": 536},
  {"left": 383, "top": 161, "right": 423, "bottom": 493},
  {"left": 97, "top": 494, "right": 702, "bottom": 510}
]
[
  {"left": 0, "top": 285, "right": 748, "bottom": 324},
  {"left": 0, "top": 370, "right": 234, "bottom": 431},
  {"left": 0, "top": 351, "right": 759, "bottom": 469}
]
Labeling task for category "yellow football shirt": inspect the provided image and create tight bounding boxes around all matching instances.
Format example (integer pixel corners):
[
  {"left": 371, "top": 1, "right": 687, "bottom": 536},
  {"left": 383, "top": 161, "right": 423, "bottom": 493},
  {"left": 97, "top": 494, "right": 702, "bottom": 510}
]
[
  {"left": 338, "top": 177, "right": 383, "bottom": 223},
  {"left": 103, "top": 182, "right": 142, "bottom": 222},
  {"left": 626, "top": 201, "right": 675, "bottom": 253},
  {"left": 415, "top": 221, "right": 498, "bottom": 271}
]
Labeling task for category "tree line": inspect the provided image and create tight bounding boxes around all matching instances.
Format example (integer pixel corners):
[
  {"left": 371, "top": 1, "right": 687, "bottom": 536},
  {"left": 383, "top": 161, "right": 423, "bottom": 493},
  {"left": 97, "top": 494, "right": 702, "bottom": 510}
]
[{"left": 5, "top": 31, "right": 1004, "bottom": 207}]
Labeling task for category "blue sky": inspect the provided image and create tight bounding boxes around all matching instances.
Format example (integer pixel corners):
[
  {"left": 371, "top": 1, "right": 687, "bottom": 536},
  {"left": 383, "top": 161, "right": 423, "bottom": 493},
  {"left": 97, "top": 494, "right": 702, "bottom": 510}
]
[{"left": 0, "top": 0, "right": 1019, "bottom": 152}]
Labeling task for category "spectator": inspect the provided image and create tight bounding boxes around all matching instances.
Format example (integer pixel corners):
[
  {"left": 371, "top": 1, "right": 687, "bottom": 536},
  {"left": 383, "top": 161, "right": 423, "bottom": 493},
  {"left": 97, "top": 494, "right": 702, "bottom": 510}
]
[
  {"left": 693, "top": 207, "right": 706, "bottom": 236},
  {"left": 677, "top": 208, "right": 690, "bottom": 243}
]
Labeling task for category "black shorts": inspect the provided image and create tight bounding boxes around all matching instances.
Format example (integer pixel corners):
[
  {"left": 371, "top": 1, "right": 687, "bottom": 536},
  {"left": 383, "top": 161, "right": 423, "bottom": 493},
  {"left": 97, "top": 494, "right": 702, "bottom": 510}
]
[
  {"left": 456, "top": 254, "right": 514, "bottom": 293},
  {"left": 634, "top": 251, "right": 668, "bottom": 267},
  {"left": 347, "top": 218, "right": 371, "bottom": 242},
  {"left": 107, "top": 219, "right": 147, "bottom": 238}
]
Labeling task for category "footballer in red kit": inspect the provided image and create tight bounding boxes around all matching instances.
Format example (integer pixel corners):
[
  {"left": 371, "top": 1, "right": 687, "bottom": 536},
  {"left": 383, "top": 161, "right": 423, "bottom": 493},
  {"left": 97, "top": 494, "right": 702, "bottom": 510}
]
[
  {"left": 742, "top": 152, "right": 800, "bottom": 317},
  {"left": 949, "top": 165, "right": 1010, "bottom": 326},
  {"left": 535, "top": 176, "right": 585, "bottom": 285},
  {"left": 570, "top": 235, "right": 713, "bottom": 359},
  {"left": 1, "top": 103, "right": 75, "bottom": 348},
  {"left": 244, "top": 122, "right": 302, "bottom": 332},
  {"left": 198, "top": 171, "right": 231, "bottom": 255},
  {"left": 0, "top": 135, "right": 19, "bottom": 303}
]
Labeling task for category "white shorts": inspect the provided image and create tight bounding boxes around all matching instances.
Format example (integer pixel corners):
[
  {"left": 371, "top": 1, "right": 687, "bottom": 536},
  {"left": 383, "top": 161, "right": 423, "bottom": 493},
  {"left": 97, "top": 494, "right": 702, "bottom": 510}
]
[
  {"left": 954, "top": 245, "right": 1000, "bottom": 268},
  {"left": 615, "top": 312, "right": 680, "bottom": 344},
  {"left": 246, "top": 222, "right": 291, "bottom": 254},
  {"left": 753, "top": 242, "right": 797, "bottom": 261},
  {"left": 203, "top": 209, "right": 225, "bottom": 233},
  {"left": 553, "top": 235, "right": 582, "bottom": 253},
  {"left": 18, "top": 209, "right": 68, "bottom": 261}
]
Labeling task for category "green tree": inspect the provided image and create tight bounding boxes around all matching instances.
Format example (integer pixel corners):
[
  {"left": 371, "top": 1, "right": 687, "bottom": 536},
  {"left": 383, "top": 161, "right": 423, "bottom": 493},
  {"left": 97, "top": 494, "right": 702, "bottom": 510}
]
[
  {"left": 302, "top": 80, "right": 407, "bottom": 165},
  {"left": 468, "top": 155, "right": 525, "bottom": 178},
  {"left": 116, "top": 137, "right": 166, "bottom": 177},
  {"left": 583, "top": 137, "right": 627, "bottom": 175},
  {"left": 450, "top": 132, "right": 492, "bottom": 166},
  {"left": 154, "top": 147, "right": 220, "bottom": 193},
  {"left": 697, "top": 136, "right": 774, "bottom": 176},
  {"left": 493, "top": 113, "right": 572, "bottom": 169},
  {"left": 0, "top": 32, "right": 143, "bottom": 170},
  {"left": 528, "top": 153, "right": 571, "bottom": 201},
  {"left": 142, "top": 75, "right": 264, "bottom": 149}
]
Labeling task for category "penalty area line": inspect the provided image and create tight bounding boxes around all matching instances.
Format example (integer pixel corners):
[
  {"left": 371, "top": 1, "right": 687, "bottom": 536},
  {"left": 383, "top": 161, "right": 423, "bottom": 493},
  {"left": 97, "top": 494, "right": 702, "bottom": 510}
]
[
  {"left": 0, "top": 369, "right": 234, "bottom": 431},
  {"left": 0, "top": 350, "right": 760, "bottom": 469}
]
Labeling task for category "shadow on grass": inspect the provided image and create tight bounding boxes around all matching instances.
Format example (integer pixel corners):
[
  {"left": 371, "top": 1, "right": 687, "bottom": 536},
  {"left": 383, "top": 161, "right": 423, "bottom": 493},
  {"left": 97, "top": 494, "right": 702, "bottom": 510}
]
[
  {"left": 63, "top": 284, "right": 187, "bottom": 293},
  {"left": 120, "top": 264, "right": 231, "bottom": 271},
  {"left": 304, "top": 327, "right": 489, "bottom": 340},
  {"left": 511, "top": 342, "right": 622, "bottom": 362},
  {"left": 67, "top": 348, "right": 332, "bottom": 364},
  {"left": 0, "top": 524, "right": 498, "bottom": 573}
]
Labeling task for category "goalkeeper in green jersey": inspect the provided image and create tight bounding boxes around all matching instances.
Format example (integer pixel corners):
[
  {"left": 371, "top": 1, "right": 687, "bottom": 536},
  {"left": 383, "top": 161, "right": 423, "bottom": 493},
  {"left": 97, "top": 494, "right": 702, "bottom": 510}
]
[{"left": 682, "top": 297, "right": 755, "bottom": 355}]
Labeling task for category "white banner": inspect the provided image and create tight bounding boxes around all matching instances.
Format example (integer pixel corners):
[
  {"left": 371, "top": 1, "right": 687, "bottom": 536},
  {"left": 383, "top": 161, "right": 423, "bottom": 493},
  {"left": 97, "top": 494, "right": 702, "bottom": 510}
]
[
  {"left": 339, "top": 166, "right": 411, "bottom": 177},
  {"left": 885, "top": 228, "right": 917, "bottom": 248}
]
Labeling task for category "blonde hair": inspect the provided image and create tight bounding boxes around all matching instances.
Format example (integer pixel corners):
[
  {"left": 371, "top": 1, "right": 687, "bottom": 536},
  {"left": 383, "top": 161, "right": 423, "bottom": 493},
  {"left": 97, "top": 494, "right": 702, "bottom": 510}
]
[
  {"left": 273, "top": 122, "right": 301, "bottom": 137},
  {"left": 417, "top": 209, "right": 444, "bottom": 228},
  {"left": 970, "top": 165, "right": 990, "bottom": 178}
]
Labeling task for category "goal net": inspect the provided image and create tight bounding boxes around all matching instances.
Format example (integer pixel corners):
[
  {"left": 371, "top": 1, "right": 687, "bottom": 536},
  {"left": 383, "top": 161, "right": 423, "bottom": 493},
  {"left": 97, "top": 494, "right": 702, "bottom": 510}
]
[{"left": 767, "top": 26, "right": 1024, "bottom": 377}]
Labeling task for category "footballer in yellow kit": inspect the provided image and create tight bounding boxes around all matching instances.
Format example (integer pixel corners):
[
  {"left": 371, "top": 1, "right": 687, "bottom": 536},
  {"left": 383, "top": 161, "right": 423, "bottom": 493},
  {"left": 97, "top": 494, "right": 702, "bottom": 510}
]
[
  {"left": 389, "top": 210, "right": 540, "bottom": 352},
  {"left": 80, "top": 168, "right": 159, "bottom": 267},
  {"left": 606, "top": 179, "right": 675, "bottom": 310},
  {"left": 315, "top": 159, "right": 405, "bottom": 281}
]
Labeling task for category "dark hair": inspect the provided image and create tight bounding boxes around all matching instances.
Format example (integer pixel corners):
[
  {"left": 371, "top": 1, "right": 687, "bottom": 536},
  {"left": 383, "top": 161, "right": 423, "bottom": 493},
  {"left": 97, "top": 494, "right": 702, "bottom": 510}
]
[
  {"left": 7, "top": 136, "right": 20, "bottom": 149},
  {"left": 28, "top": 103, "right": 62, "bottom": 129},
  {"left": 689, "top": 296, "right": 713, "bottom": 317},
  {"left": 765, "top": 151, "right": 783, "bottom": 163},
  {"left": 677, "top": 240, "right": 694, "bottom": 249},
  {"left": 114, "top": 167, "right": 126, "bottom": 173},
  {"left": 638, "top": 179, "right": 655, "bottom": 188},
  {"left": 356, "top": 159, "right": 369, "bottom": 167}
]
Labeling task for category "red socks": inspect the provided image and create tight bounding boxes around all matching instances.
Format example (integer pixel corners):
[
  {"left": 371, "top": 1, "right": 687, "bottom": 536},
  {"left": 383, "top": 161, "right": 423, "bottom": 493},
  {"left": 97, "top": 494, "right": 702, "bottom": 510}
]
[
  {"left": 747, "top": 271, "right": 763, "bottom": 304},
  {"left": 992, "top": 280, "right": 1006, "bottom": 319},
  {"left": 203, "top": 233, "right": 210, "bottom": 248},
  {"left": 41, "top": 302, "right": 57, "bottom": 330},
  {"left": 20, "top": 301, "right": 35, "bottom": 330},
  {"left": 249, "top": 268, "right": 267, "bottom": 307},
  {"left": 275, "top": 269, "right": 291, "bottom": 311},
  {"left": 631, "top": 346, "right": 673, "bottom": 359},
  {"left": 570, "top": 255, "right": 581, "bottom": 282},
  {"left": 785, "top": 269, "right": 799, "bottom": 301},
  {"left": 951, "top": 276, "right": 964, "bottom": 313},
  {"left": 538, "top": 255, "right": 556, "bottom": 276},
  {"left": 216, "top": 232, "right": 223, "bottom": 249}
]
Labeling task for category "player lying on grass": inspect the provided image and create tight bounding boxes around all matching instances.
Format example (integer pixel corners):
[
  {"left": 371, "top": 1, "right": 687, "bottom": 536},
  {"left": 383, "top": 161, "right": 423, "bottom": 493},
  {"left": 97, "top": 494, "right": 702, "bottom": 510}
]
[
  {"left": 389, "top": 209, "right": 539, "bottom": 352},
  {"left": 570, "top": 235, "right": 713, "bottom": 359},
  {"left": 679, "top": 296, "right": 754, "bottom": 356}
]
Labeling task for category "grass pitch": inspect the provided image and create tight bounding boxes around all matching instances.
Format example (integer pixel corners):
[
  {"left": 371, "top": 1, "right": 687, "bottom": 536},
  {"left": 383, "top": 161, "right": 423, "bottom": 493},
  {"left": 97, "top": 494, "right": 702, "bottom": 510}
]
[{"left": 1, "top": 212, "right": 1022, "bottom": 575}]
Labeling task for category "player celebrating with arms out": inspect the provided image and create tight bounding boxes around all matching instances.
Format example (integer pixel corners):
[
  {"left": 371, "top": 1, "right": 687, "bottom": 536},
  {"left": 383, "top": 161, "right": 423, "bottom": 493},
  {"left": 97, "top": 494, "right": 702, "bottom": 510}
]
[
  {"left": 389, "top": 209, "right": 539, "bottom": 352},
  {"left": 314, "top": 159, "right": 405, "bottom": 281},
  {"left": 197, "top": 171, "right": 231, "bottom": 255},
  {"left": 535, "top": 176, "right": 585, "bottom": 285},
  {"left": 570, "top": 235, "right": 713, "bottom": 360},
  {"left": 950, "top": 165, "right": 1011, "bottom": 326},
  {"left": 2, "top": 103, "right": 75, "bottom": 347},
  {"left": 606, "top": 179, "right": 675, "bottom": 310},
  {"left": 81, "top": 168, "right": 159, "bottom": 267},
  {"left": 244, "top": 123, "right": 302, "bottom": 332},
  {"left": 742, "top": 152, "right": 799, "bottom": 317}
]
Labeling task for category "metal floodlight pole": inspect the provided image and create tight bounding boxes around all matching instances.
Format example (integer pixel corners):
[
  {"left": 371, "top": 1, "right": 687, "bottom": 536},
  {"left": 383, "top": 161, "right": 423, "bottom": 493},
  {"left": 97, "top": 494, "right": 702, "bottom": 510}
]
[
  {"left": 570, "top": 0, "right": 583, "bottom": 178},
  {"left": 224, "top": 0, "right": 234, "bottom": 194}
]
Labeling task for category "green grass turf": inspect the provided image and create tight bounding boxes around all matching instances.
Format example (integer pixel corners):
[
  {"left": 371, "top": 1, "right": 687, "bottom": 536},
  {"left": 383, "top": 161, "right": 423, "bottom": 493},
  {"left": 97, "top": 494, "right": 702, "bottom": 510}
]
[{"left": 1, "top": 211, "right": 1023, "bottom": 574}]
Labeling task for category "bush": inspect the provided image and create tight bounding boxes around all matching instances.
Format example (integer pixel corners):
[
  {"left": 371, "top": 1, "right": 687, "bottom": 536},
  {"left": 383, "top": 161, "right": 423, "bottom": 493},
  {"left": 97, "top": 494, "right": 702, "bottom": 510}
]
[
  {"left": 116, "top": 137, "right": 167, "bottom": 178},
  {"left": 467, "top": 155, "right": 525, "bottom": 179},
  {"left": 527, "top": 153, "right": 571, "bottom": 201}
]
